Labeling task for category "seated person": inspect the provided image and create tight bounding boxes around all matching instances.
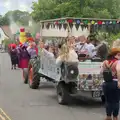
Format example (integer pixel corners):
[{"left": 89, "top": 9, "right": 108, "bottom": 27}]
[
  {"left": 86, "top": 38, "right": 96, "bottom": 58},
  {"left": 56, "top": 44, "right": 78, "bottom": 66},
  {"left": 75, "top": 36, "right": 89, "bottom": 57}
]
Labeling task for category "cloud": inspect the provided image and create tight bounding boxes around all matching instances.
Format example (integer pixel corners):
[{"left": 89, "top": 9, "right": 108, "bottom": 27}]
[{"left": 0, "top": 0, "right": 37, "bottom": 15}]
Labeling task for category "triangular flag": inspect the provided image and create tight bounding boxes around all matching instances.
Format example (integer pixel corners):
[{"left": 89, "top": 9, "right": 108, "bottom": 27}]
[
  {"left": 69, "top": 23, "right": 73, "bottom": 29},
  {"left": 75, "top": 24, "right": 80, "bottom": 31},
  {"left": 63, "top": 23, "right": 68, "bottom": 30},
  {"left": 58, "top": 24, "right": 62, "bottom": 30}
]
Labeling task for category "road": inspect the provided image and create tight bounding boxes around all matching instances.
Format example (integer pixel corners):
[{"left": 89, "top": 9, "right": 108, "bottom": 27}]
[{"left": 0, "top": 53, "right": 105, "bottom": 120}]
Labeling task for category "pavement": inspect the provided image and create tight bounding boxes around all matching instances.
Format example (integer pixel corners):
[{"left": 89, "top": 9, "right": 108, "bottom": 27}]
[{"left": 0, "top": 53, "right": 106, "bottom": 120}]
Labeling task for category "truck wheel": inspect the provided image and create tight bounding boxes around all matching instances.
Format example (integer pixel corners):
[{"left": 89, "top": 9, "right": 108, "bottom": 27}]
[
  {"left": 57, "top": 83, "right": 69, "bottom": 105},
  {"left": 28, "top": 58, "right": 40, "bottom": 89},
  {"left": 23, "top": 68, "right": 28, "bottom": 84},
  {"left": 101, "top": 95, "right": 105, "bottom": 103}
]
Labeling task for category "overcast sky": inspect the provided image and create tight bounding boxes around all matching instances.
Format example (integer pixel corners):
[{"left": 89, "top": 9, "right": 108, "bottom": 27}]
[{"left": 0, "top": 0, "right": 38, "bottom": 15}]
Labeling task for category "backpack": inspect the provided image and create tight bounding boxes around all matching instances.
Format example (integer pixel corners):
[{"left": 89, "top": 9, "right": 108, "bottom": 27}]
[{"left": 103, "top": 62, "right": 114, "bottom": 82}]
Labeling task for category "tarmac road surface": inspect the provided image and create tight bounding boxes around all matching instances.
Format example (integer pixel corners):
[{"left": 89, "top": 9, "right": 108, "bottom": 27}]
[{"left": 0, "top": 53, "right": 107, "bottom": 120}]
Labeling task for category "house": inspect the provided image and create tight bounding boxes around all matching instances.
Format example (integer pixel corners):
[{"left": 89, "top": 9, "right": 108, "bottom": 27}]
[{"left": 0, "top": 26, "right": 12, "bottom": 44}]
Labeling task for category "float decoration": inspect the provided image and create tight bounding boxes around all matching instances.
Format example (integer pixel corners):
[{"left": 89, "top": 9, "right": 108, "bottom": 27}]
[
  {"left": 41, "top": 18, "right": 120, "bottom": 33},
  {"left": 19, "top": 28, "right": 27, "bottom": 44}
]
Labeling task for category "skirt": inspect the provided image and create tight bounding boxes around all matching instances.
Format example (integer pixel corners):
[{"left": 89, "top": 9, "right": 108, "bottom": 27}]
[{"left": 18, "top": 58, "right": 29, "bottom": 69}]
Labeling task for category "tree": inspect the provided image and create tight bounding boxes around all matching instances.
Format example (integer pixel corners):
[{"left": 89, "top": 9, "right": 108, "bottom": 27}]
[
  {"left": 4, "top": 10, "right": 30, "bottom": 26},
  {"left": 31, "top": 0, "right": 120, "bottom": 21},
  {"left": 0, "top": 15, "right": 9, "bottom": 26}
]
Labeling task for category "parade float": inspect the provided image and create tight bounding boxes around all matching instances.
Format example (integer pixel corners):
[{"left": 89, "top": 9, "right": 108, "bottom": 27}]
[{"left": 23, "top": 17, "right": 120, "bottom": 105}]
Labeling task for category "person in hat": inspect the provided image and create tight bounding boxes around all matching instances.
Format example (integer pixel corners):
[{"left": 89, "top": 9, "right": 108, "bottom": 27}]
[
  {"left": 102, "top": 42, "right": 120, "bottom": 120},
  {"left": 9, "top": 45, "right": 18, "bottom": 69}
]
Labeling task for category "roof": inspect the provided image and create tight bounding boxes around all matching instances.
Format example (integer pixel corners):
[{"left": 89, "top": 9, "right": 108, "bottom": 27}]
[
  {"left": 40, "top": 17, "right": 119, "bottom": 23},
  {"left": 0, "top": 26, "right": 12, "bottom": 39}
]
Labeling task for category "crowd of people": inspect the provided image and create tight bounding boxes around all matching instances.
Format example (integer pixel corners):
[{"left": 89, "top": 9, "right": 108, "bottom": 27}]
[
  {"left": 8, "top": 39, "right": 38, "bottom": 70},
  {"left": 8, "top": 35, "right": 120, "bottom": 120},
  {"left": 8, "top": 35, "right": 109, "bottom": 70}
]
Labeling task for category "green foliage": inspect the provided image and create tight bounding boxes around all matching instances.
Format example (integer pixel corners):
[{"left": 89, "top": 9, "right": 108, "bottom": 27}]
[
  {"left": 0, "top": 16, "right": 9, "bottom": 26},
  {"left": 31, "top": 0, "right": 120, "bottom": 21},
  {"left": 4, "top": 10, "right": 30, "bottom": 26},
  {"left": 0, "top": 10, "right": 30, "bottom": 26}
]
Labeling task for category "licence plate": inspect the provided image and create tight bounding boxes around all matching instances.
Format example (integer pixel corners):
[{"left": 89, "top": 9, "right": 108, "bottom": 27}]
[{"left": 92, "top": 91, "right": 102, "bottom": 98}]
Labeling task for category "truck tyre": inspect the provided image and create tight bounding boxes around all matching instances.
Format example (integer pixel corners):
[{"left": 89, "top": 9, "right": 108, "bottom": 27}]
[
  {"left": 57, "top": 83, "right": 69, "bottom": 105},
  {"left": 23, "top": 68, "right": 28, "bottom": 84},
  {"left": 28, "top": 58, "right": 40, "bottom": 89}
]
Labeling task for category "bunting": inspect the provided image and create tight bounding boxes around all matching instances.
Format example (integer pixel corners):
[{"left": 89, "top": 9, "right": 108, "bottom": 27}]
[{"left": 41, "top": 18, "right": 120, "bottom": 33}]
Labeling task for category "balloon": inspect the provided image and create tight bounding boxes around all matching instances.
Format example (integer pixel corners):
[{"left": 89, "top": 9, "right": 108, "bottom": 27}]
[
  {"left": 20, "top": 37, "right": 27, "bottom": 44},
  {"left": 20, "top": 32, "right": 26, "bottom": 37},
  {"left": 32, "top": 33, "right": 35, "bottom": 37},
  {"left": 27, "top": 37, "right": 34, "bottom": 42},
  {"left": 16, "top": 31, "right": 20, "bottom": 35},
  {"left": 20, "top": 28, "right": 25, "bottom": 32}
]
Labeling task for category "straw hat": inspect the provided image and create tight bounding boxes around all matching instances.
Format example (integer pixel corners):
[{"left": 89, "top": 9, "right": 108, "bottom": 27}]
[
  {"left": 109, "top": 48, "right": 120, "bottom": 56},
  {"left": 108, "top": 39, "right": 120, "bottom": 56}
]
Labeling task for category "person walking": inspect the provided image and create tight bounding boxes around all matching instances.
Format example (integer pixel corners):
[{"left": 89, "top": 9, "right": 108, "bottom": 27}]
[
  {"left": 9, "top": 45, "right": 18, "bottom": 69},
  {"left": 102, "top": 46, "right": 120, "bottom": 120}
]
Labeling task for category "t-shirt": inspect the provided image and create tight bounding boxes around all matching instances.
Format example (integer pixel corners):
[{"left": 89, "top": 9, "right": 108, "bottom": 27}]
[
  {"left": 87, "top": 43, "right": 96, "bottom": 58},
  {"left": 75, "top": 42, "right": 88, "bottom": 55}
]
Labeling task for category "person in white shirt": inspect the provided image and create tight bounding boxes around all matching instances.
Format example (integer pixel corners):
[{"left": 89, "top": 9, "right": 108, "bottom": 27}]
[
  {"left": 86, "top": 38, "right": 96, "bottom": 58},
  {"left": 75, "top": 36, "right": 89, "bottom": 55}
]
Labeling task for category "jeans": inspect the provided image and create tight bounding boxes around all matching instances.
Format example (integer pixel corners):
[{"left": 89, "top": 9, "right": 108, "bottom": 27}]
[
  {"left": 106, "top": 102, "right": 119, "bottom": 117},
  {"left": 102, "top": 81, "right": 120, "bottom": 117}
]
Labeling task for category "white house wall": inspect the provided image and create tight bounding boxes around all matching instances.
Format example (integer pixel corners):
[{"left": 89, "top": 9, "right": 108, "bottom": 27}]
[
  {"left": 0, "top": 28, "right": 8, "bottom": 44},
  {"left": 41, "top": 24, "right": 90, "bottom": 38}
]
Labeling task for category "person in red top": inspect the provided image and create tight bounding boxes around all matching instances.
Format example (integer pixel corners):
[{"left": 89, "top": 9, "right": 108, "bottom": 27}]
[{"left": 102, "top": 47, "right": 120, "bottom": 120}]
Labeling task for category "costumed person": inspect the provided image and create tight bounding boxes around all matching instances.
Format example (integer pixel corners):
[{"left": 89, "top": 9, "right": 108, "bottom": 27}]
[
  {"left": 56, "top": 37, "right": 78, "bottom": 66},
  {"left": 9, "top": 44, "right": 18, "bottom": 69},
  {"left": 101, "top": 40, "right": 120, "bottom": 120},
  {"left": 18, "top": 44, "right": 30, "bottom": 69}
]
